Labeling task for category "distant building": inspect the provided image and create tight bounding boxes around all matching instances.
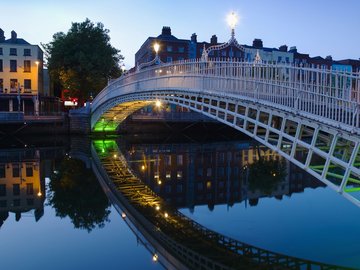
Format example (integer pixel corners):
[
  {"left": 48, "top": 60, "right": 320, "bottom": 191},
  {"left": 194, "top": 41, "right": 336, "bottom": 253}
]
[
  {"left": 244, "top": 39, "right": 293, "bottom": 64},
  {"left": 135, "top": 26, "right": 190, "bottom": 67}
]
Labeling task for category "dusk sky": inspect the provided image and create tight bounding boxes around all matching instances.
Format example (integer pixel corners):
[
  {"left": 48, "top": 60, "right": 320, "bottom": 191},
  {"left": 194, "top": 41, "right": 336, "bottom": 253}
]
[{"left": 2, "top": 0, "right": 359, "bottom": 68}]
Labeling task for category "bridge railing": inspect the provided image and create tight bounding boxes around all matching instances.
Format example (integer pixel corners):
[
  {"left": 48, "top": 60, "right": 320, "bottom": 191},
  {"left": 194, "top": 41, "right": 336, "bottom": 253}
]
[{"left": 92, "top": 59, "right": 360, "bottom": 132}]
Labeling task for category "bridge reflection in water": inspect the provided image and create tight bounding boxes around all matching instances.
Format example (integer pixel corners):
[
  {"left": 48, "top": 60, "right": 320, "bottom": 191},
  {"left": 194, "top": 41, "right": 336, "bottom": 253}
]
[{"left": 91, "top": 138, "right": 350, "bottom": 270}]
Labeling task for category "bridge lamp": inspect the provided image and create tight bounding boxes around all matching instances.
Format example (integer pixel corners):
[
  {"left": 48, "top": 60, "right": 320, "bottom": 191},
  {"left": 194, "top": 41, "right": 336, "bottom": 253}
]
[
  {"left": 121, "top": 212, "right": 126, "bottom": 219},
  {"left": 141, "top": 165, "right": 145, "bottom": 171},
  {"left": 157, "top": 179, "right": 162, "bottom": 185},
  {"left": 113, "top": 154, "right": 117, "bottom": 158},
  {"left": 164, "top": 212, "right": 169, "bottom": 218},
  {"left": 155, "top": 205, "right": 160, "bottom": 211},
  {"left": 121, "top": 64, "right": 126, "bottom": 74},
  {"left": 155, "top": 100, "right": 162, "bottom": 108},
  {"left": 227, "top": 11, "right": 238, "bottom": 38},
  {"left": 153, "top": 42, "right": 160, "bottom": 54},
  {"left": 152, "top": 254, "right": 158, "bottom": 262}
]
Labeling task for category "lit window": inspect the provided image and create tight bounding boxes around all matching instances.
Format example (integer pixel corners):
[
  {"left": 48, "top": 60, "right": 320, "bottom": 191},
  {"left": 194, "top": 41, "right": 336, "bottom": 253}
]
[
  {"left": 176, "top": 171, "right": 182, "bottom": 179},
  {"left": 166, "top": 171, "right": 171, "bottom": 179},
  {"left": 167, "top": 46, "right": 172, "bottom": 52}
]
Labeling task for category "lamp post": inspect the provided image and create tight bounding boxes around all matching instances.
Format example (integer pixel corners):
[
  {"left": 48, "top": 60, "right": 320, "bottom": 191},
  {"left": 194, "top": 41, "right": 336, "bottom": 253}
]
[
  {"left": 153, "top": 42, "right": 160, "bottom": 64},
  {"left": 121, "top": 64, "right": 126, "bottom": 75},
  {"left": 34, "top": 60, "right": 40, "bottom": 116},
  {"left": 227, "top": 11, "right": 238, "bottom": 38}
]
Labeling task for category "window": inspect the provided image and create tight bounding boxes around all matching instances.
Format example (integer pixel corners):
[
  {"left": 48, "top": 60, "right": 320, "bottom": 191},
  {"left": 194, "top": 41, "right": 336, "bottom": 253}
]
[
  {"left": 12, "top": 163, "right": 20, "bottom": 177},
  {"left": 0, "top": 79, "right": 3, "bottom": 93},
  {"left": 278, "top": 56, "right": 282, "bottom": 62},
  {"left": 177, "top": 171, "right": 182, "bottom": 179},
  {"left": 167, "top": 46, "right": 173, "bottom": 52},
  {"left": 0, "top": 184, "right": 6, "bottom": 196},
  {"left": 166, "top": 171, "right": 171, "bottom": 179},
  {"left": 27, "top": 199, "right": 34, "bottom": 206},
  {"left": 0, "top": 200, "right": 6, "bottom": 207},
  {"left": 24, "top": 79, "right": 31, "bottom": 91},
  {"left": 176, "top": 184, "right": 183, "bottom": 193},
  {"left": 0, "top": 164, "right": 5, "bottom": 178},
  {"left": 0, "top": 59, "right": 2, "bottom": 72},
  {"left": 206, "top": 168, "right": 212, "bottom": 177},
  {"left": 24, "top": 60, "right": 31, "bottom": 72},
  {"left": 165, "top": 155, "right": 171, "bottom": 166},
  {"left": 10, "top": 60, "right": 17, "bottom": 72},
  {"left": 178, "top": 47, "right": 184, "bottom": 53},
  {"left": 0, "top": 47, "right": 3, "bottom": 55},
  {"left": 13, "top": 199, "right": 20, "bottom": 207},
  {"left": 166, "top": 56, "right": 172, "bottom": 63},
  {"left": 13, "top": 184, "right": 20, "bottom": 196},
  {"left": 24, "top": 48, "right": 31, "bottom": 56},
  {"left": 221, "top": 50, "right": 226, "bottom": 57},
  {"left": 286, "top": 57, "right": 289, "bottom": 63},
  {"left": 177, "top": 155, "right": 183, "bottom": 165},
  {"left": 26, "top": 183, "right": 33, "bottom": 195},
  {"left": 10, "top": 48, "right": 17, "bottom": 56}
]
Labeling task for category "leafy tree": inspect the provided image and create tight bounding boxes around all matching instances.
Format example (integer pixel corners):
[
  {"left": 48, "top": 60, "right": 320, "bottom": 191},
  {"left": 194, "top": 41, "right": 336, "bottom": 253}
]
[
  {"left": 47, "top": 157, "right": 111, "bottom": 232},
  {"left": 43, "top": 18, "right": 123, "bottom": 103}
]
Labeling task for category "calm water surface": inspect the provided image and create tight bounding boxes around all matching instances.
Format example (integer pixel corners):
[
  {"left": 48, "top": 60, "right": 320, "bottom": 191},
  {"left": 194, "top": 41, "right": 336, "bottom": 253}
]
[{"left": 0, "top": 134, "right": 359, "bottom": 269}]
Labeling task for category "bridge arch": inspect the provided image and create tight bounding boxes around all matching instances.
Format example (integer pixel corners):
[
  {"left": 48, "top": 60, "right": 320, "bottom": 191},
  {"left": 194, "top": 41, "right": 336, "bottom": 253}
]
[{"left": 90, "top": 59, "right": 360, "bottom": 206}]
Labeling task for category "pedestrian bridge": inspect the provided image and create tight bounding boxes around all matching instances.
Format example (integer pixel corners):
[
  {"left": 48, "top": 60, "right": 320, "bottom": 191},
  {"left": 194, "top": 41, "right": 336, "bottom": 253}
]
[{"left": 88, "top": 59, "right": 360, "bottom": 206}]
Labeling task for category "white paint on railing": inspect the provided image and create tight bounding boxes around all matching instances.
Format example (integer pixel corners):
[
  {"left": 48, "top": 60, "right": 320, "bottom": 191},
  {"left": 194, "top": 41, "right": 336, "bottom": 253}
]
[{"left": 91, "top": 59, "right": 360, "bottom": 133}]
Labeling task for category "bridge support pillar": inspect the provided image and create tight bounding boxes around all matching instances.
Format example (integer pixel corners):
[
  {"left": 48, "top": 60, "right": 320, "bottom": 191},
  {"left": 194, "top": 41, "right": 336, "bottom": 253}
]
[{"left": 69, "top": 103, "right": 91, "bottom": 134}]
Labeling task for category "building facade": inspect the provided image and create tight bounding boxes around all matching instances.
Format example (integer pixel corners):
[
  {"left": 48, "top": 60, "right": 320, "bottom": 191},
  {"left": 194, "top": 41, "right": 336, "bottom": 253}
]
[{"left": 0, "top": 29, "right": 43, "bottom": 115}]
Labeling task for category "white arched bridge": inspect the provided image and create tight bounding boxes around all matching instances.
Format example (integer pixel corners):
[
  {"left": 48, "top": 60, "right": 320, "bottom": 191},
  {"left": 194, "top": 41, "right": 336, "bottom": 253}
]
[{"left": 81, "top": 59, "right": 360, "bottom": 206}]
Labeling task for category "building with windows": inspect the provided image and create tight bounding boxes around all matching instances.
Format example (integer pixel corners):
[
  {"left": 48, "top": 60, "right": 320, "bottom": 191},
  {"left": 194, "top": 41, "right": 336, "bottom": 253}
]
[
  {"left": 135, "top": 27, "right": 190, "bottom": 67},
  {"left": 0, "top": 29, "right": 45, "bottom": 115}
]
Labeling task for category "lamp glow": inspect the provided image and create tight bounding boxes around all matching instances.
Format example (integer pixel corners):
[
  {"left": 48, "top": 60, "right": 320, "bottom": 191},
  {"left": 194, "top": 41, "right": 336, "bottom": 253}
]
[
  {"left": 227, "top": 12, "right": 238, "bottom": 29},
  {"left": 155, "top": 100, "right": 161, "bottom": 108},
  {"left": 153, "top": 43, "right": 160, "bottom": 54}
]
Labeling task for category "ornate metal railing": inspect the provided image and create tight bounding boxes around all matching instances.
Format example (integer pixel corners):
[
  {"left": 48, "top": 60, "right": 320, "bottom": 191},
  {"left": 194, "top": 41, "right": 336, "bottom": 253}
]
[{"left": 92, "top": 59, "right": 360, "bottom": 134}]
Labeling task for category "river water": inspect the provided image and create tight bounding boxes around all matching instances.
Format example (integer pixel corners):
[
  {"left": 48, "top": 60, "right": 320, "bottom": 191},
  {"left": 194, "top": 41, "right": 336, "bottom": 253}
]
[{"left": 0, "top": 133, "right": 359, "bottom": 270}]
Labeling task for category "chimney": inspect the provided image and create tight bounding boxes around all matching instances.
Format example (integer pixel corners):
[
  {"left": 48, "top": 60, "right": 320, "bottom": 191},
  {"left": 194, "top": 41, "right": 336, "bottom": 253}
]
[
  {"left": 11, "top": 30, "right": 17, "bottom": 41},
  {"left": 161, "top": 26, "right": 171, "bottom": 36},
  {"left": 252, "top": 39, "right": 263, "bottom": 49},
  {"left": 0, "top": 29, "right": 5, "bottom": 42},
  {"left": 210, "top": 35, "right": 217, "bottom": 44},
  {"left": 279, "top": 45, "right": 288, "bottom": 52},
  {"left": 191, "top": 33, "right": 197, "bottom": 42},
  {"left": 289, "top": 46, "right": 297, "bottom": 53}
]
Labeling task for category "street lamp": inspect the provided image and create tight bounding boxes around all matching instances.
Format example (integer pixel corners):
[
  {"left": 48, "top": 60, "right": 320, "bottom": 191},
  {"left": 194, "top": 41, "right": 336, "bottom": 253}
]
[
  {"left": 154, "top": 42, "right": 160, "bottom": 64},
  {"left": 227, "top": 12, "right": 238, "bottom": 38},
  {"left": 34, "top": 60, "right": 40, "bottom": 116},
  {"left": 121, "top": 64, "right": 126, "bottom": 75}
]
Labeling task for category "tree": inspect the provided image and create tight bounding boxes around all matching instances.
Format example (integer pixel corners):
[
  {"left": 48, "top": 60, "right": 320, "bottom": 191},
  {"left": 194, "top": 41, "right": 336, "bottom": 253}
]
[
  {"left": 43, "top": 18, "right": 123, "bottom": 103},
  {"left": 47, "top": 157, "right": 111, "bottom": 232}
]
